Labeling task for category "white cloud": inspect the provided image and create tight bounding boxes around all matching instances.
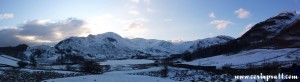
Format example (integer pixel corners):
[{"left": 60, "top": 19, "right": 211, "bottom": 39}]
[
  {"left": 88, "top": 14, "right": 150, "bottom": 38},
  {"left": 210, "top": 20, "right": 233, "bottom": 30},
  {"left": 163, "top": 18, "right": 173, "bottom": 22},
  {"left": 136, "top": 17, "right": 149, "bottom": 22},
  {"left": 129, "top": 10, "right": 140, "bottom": 15},
  {"left": 0, "top": 13, "right": 14, "bottom": 19},
  {"left": 131, "top": 0, "right": 140, "bottom": 3},
  {"left": 209, "top": 32, "right": 214, "bottom": 36},
  {"left": 0, "top": 26, "right": 17, "bottom": 30},
  {"left": 0, "top": 12, "right": 153, "bottom": 46},
  {"left": 209, "top": 12, "right": 216, "bottom": 18},
  {"left": 130, "top": 0, "right": 152, "bottom": 4},
  {"left": 235, "top": 8, "right": 251, "bottom": 19},
  {"left": 85, "top": 14, "right": 125, "bottom": 35},
  {"left": 19, "top": 18, "right": 90, "bottom": 42},
  {"left": 128, "top": 5, "right": 140, "bottom": 15},
  {"left": 122, "top": 22, "right": 149, "bottom": 38},
  {"left": 123, "top": 22, "right": 148, "bottom": 32},
  {"left": 144, "top": 0, "right": 152, "bottom": 4},
  {"left": 146, "top": 8, "right": 155, "bottom": 13},
  {"left": 240, "top": 23, "right": 254, "bottom": 35}
]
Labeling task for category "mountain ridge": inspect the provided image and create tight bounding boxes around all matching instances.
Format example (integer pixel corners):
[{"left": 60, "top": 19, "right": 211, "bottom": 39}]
[
  {"left": 16, "top": 32, "right": 234, "bottom": 62},
  {"left": 237, "top": 11, "right": 300, "bottom": 48}
]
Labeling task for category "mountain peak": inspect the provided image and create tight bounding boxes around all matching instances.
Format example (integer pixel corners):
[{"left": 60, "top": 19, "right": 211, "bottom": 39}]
[
  {"left": 240, "top": 11, "right": 300, "bottom": 41},
  {"left": 276, "top": 11, "right": 298, "bottom": 17},
  {"left": 214, "top": 35, "right": 235, "bottom": 40},
  {"left": 88, "top": 32, "right": 122, "bottom": 39}
]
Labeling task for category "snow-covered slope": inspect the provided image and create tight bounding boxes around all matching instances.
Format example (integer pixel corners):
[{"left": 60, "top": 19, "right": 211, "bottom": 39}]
[
  {"left": 0, "top": 54, "right": 21, "bottom": 67},
  {"left": 239, "top": 11, "right": 300, "bottom": 45},
  {"left": 269, "top": 11, "right": 300, "bottom": 48},
  {"left": 183, "top": 48, "right": 300, "bottom": 68},
  {"left": 187, "top": 35, "right": 234, "bottom": 52},
  {"left": 24, "top": 45, "right": 59, "bottom": 63},
  {"left": 52, "top": 32, "right": 233, "bottom": 59},
  {"left": 55, "top": 32, "right": 141, "bottom": 59}
]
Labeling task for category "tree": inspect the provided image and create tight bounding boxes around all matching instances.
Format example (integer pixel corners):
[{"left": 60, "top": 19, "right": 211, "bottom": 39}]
[
  {"left": 182, "top": 52, "right": 192, "bottom": 61},
  {"left": 30, "top": 55, "right": 37, "bottom": 67},
  {"left": 69, "top": 55, "right": 85, "bottom": 64},
  {"left": 17, "top": 61, "right": 28, "bottom": 68},
  {"left": 80, "top": 61, "right": 103, "bottom": 74},
  {"left": 160, "top": 60, "right": 169, "bottom": 78},
  {"left": 160, "top": 64, "right": 169, "bottom": 78}
]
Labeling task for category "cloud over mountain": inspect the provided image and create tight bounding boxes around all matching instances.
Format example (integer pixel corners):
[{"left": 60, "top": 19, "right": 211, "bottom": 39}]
[{"left": 0, "top": 18, "right": 90, "bottom": 47}]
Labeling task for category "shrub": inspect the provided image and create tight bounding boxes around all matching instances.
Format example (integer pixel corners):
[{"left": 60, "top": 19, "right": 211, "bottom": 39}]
[
  {"left": 66, "top": 65, "right": 75, "bottom": 71},
  {"left": 183, "top": 55, "right": 193, "bottom": 62},
  {"left": 262, "top": 61, "right": 282, "bottom": 69},
  {"left": 222, "top": 63, "right": 233, "bottom": 69},
  {"left": 30, "top": 55, "right": 37, "bottom": 67},
  {"left": 160, "top": 63, "right": 169, "bottom": 78},
  {"left": 246, "top": 63, "right": 255, "bottom": 69},
  {"left": 17, "top": 61, "right": 28, "bottom": 68},
  {"left": 235, "top": 79, "right": 242, "bottom": 82},
  {"left": 0, "top": 69, "right": 86, "bottom": 81},
  {"left": 80, "top": 61, "right": 103, "bottom": 74}
]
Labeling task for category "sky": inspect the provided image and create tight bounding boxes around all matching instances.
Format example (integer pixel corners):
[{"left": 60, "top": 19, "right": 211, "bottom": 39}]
[{"left": 0, "top": 0, "right": 300, "bottom": 47}]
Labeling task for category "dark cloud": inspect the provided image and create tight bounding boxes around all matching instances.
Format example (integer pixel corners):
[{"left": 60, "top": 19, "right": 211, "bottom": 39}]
[
  {"left": 0, "top": 18, "right": 90, "bottom": 47},
  {"left": 0, "top": 29, "right": 22, "bottom": 47}
]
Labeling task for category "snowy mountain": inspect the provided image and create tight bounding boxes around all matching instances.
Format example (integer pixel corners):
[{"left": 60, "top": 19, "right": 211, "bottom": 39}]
[
  {"left": 23, "top": 32, "right": 233, "bottom": 60},
  {"left": 175, "top": 11, "right": 300, "bottom": 61},
  {"left": 24, "top": 45, "right": 59, "bottom": 63},
  {"left": 54, "top": 32, "right": 140, "bottom": 59},
  {"left": 188, "top": 35, "right": 234, "bottom": 52},
  {"left": 181, "top": 11, "right": 300, "bottom": 68},
  {"left": 239, "top": 11, "right": 300, "bottom": 48},
  {"left": 53, "top": 32, "right": 233, "bottom": 59}
]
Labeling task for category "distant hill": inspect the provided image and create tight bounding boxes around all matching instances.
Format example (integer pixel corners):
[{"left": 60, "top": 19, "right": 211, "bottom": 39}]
[
  {"left": 0, "top": 44, "right": 28, "bottom": 59},
  {"left": 177, "top": 11, "right": 300, "bottom": 61}
]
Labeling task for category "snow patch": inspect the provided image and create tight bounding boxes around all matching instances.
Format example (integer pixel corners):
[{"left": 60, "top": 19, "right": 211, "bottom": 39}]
[{"left": 100, "top": 59, "right": 154, "bottom": 65}]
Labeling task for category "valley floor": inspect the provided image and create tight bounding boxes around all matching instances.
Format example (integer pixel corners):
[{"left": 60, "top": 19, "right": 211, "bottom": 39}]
[
  {"left": 44, "top": 67, "right": 176, "bottom": 82},
  {"left": 1, "top": 48, "right": 300, "bottom": 82}
]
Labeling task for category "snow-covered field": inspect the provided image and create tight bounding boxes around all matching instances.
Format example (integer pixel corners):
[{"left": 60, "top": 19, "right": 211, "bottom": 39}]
[
  {"left": 100, "top": 59, "right": 154, "bottom": 65},
  {"left": 0, "top": 55, "right": 20, "bottom": 67},
  {"left": 183, "top": 48, "right": 300, "bottom": 68},
  {"left": 3, "top": 48, "right": 300, "bottom": 82},
  {"left": 44, "top": 67, "right": 176, "bottom": 82},
  {"left": 21, "top": 69, "right": 79, "bottom": 74}
]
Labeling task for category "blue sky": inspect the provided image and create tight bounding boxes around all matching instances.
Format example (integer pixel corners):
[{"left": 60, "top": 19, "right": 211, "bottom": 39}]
[{"left": 0, "top": 0, "right": 299, "bottom": 46}]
